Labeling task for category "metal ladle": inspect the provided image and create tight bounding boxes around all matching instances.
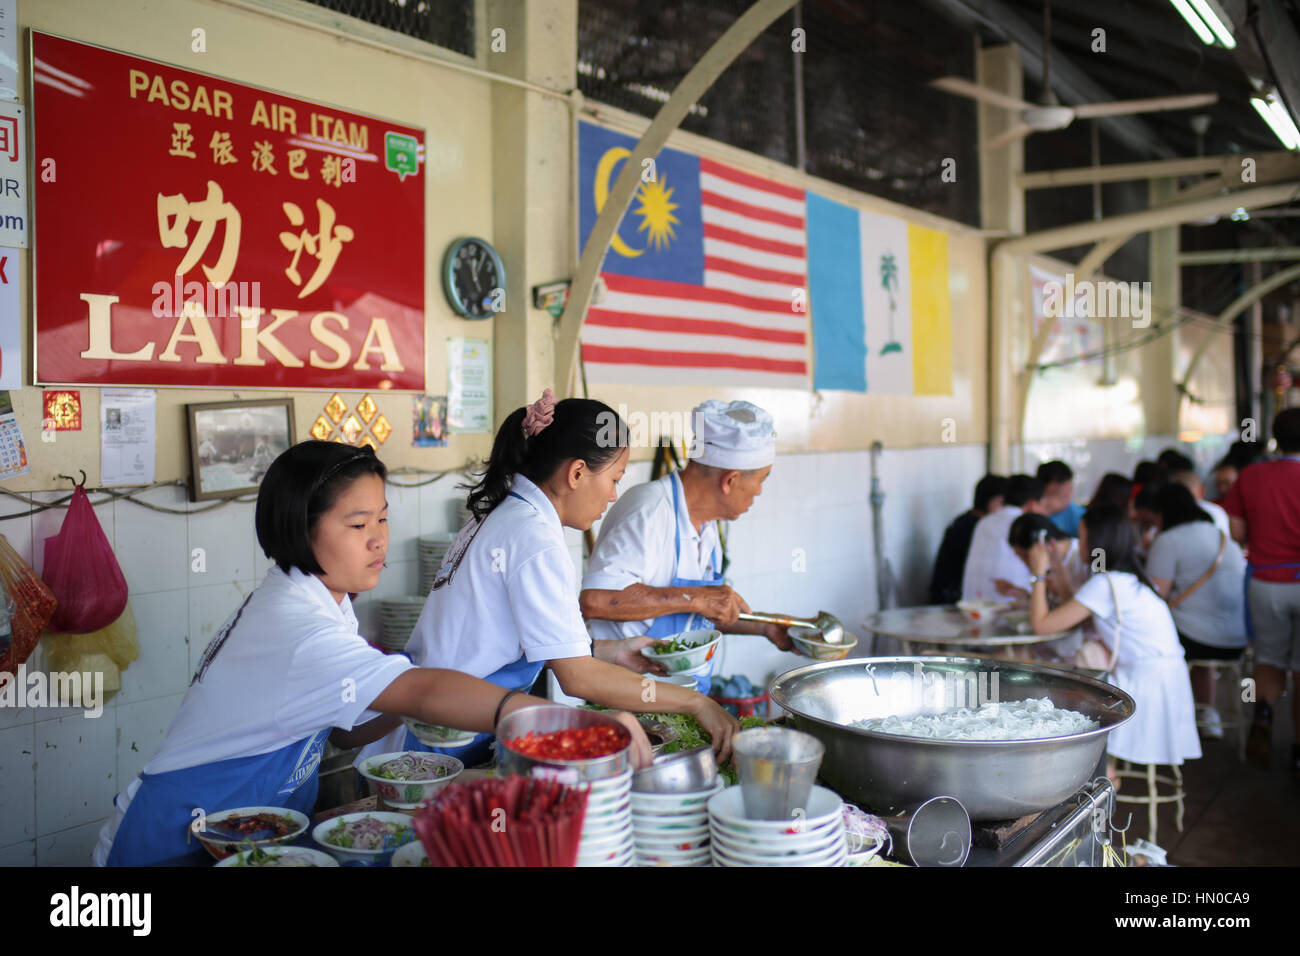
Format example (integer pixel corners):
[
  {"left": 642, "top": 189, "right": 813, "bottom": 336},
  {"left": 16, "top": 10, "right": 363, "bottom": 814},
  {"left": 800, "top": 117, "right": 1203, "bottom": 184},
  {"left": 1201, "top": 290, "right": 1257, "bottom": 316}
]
[{"left": 737, "top": 609, "right": 845, "bottom": 644}]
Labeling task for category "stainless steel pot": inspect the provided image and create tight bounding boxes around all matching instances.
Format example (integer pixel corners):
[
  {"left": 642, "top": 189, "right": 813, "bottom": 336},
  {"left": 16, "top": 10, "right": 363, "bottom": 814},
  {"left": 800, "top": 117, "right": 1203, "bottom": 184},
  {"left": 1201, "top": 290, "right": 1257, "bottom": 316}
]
[
  {"left": 768, "top": 657, "right": 1134, "bottom": 821},
  {"left": 495, "top": 705, "right": 632, "bottom": 782}
]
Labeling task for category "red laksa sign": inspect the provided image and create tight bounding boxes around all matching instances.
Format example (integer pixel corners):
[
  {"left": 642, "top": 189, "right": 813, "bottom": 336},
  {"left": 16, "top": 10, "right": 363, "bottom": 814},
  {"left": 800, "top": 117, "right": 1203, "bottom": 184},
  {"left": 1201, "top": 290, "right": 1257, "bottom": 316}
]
[{"left": 33, "top": 33, "right": 426, "bottom": 390}]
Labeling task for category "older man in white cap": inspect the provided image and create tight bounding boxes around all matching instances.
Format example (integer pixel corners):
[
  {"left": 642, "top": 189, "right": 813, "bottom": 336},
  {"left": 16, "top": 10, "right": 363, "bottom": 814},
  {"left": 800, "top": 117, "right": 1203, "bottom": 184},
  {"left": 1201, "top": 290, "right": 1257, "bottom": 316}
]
[{"left": 580, "top": 400, "right": 793, "bottom": 695}]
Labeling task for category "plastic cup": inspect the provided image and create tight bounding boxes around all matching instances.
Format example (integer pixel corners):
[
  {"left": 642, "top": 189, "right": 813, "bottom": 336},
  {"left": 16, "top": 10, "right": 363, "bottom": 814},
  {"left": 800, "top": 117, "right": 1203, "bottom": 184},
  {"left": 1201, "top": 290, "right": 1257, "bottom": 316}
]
[{"left": 732, "top": 727, "right": 824, "bottom": 821}]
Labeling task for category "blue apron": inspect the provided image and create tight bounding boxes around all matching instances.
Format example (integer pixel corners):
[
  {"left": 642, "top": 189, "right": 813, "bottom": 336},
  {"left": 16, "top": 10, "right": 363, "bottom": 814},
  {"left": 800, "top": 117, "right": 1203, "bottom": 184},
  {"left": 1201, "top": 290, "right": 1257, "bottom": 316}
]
[
  {"left": 403, "top": 491, "right": 546, "bottom": 766},
  {"left": 106, "top": 727, "right": 330, "bottom": 866},
  {"left": 645, "top": 472, "right": 725, "bottom": 696}
]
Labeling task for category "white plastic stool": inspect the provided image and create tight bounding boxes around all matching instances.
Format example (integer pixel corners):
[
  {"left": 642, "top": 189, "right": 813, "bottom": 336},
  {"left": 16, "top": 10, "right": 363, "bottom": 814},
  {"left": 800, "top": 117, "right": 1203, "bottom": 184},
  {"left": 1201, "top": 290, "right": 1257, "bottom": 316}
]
[{"left": 1113, "top": 761, "right": 1185, "bottom": 844}]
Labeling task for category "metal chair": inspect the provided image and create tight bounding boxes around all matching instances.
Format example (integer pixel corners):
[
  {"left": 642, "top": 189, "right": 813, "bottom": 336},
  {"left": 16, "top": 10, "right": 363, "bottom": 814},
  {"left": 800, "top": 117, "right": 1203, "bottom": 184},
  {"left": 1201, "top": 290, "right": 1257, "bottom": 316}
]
[
  {"left": 1113, "top": 761, "right": 1185, "bottom": 844},
  {"left": 1186, "top": 648, "right": 1251, "bottom": 760}
]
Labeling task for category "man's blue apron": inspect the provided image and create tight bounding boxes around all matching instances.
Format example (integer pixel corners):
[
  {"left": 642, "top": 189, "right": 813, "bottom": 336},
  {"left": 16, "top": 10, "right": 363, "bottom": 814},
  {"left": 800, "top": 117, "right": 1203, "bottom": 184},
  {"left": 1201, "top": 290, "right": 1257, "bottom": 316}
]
[
  {"left": 402, "top": 490, "right": 545, "bottom": 766},
  {"left": 644, "top": 471, "right": 724, "bottom": 696},
  {"left": 106, "top": 728, "right": 330, "bottom": 866}
]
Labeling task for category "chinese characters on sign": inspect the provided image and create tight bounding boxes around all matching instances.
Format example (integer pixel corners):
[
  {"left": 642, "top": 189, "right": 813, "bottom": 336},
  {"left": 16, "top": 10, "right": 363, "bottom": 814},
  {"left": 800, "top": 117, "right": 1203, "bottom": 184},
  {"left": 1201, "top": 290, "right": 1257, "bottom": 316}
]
[{"left": 33, "top": 33, "right": 426, "bottom": 390}]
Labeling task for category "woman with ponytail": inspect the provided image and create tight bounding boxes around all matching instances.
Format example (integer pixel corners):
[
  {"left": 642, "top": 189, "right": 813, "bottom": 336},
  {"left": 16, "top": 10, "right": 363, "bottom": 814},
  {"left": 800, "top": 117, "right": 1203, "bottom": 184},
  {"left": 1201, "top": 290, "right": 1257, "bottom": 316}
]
[{"left": 363, "top": 389, "right": 741, "bottom": 767}]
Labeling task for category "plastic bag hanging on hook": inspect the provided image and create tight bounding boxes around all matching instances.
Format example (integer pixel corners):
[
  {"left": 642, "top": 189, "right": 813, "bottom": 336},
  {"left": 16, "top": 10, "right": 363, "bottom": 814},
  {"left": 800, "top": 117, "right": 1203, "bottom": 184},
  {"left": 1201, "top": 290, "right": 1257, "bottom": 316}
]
[{"left": 42, "top": 485, "right": 129, "bottom": 633}]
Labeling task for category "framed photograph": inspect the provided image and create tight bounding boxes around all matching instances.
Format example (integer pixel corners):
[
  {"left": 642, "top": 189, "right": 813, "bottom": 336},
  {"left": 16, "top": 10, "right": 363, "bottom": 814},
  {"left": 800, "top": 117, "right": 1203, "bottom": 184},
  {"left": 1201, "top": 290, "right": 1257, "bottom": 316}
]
[{"left": 186, "top": 399, "right": 296, "bottom": 501}]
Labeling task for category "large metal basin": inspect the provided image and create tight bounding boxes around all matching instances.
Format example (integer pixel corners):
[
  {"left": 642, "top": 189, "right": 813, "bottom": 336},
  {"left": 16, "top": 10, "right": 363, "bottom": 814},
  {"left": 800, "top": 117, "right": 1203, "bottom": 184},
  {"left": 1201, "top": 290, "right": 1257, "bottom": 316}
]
[{"left": 768, "top": 657, "right": 1134, "bottom": 821}]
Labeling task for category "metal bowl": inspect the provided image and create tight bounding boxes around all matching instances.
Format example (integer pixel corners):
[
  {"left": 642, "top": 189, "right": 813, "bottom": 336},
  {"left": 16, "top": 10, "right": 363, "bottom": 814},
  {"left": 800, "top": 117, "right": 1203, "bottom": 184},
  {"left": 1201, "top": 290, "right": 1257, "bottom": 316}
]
[
  {"left": 632, "top": 745, "right": 718, "bottom": 793},
  {"left": 768, "top": 657, "right": 1134, "bottom": 821},
  {"left": 789, "top": 626, "right": 860, "bottom": 662},
  {"left": 496, "top": 705, "right": 632, "bottom": 782},
  {"left": 638, "top": 716, "right": 678, "bottom": 757}
]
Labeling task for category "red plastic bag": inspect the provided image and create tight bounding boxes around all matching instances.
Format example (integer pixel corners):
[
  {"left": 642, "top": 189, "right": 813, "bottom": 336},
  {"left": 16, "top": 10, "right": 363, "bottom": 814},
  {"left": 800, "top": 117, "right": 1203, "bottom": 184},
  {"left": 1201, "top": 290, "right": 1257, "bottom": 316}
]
[
  {"left": 0, "top": 533, "right": 56, "bottom": 674},
  {"left": 42, "top": 486, "right": 128, "bottom": 633}
]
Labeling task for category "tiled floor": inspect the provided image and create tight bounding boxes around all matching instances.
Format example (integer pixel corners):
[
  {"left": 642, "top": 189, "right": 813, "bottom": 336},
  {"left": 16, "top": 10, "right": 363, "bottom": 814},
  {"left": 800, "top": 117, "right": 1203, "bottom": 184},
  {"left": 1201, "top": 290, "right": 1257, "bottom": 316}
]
[{"left": 1133, "top": 693, "right": 1298, "bottom": 867}]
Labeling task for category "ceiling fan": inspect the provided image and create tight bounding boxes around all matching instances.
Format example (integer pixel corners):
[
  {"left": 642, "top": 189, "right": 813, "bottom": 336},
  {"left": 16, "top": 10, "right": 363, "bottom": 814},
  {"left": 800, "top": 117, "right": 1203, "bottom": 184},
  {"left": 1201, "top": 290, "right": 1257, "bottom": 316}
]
[{"left": 929, "top": 1, "right": 1218, "bottom": 149}]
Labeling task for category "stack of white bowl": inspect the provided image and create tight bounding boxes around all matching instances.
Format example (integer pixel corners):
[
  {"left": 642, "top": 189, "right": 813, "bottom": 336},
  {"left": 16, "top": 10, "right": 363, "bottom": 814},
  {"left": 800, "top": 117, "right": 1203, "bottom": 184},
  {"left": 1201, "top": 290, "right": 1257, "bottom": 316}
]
[
  {"left": 575, "top": 768, "right": 634, "bottom": 867},
  {"left": 418, "top": 533, "right": 457, "bottom": 595},
  {"left": 708, "top": 785, "right": 847, "bottom": 867},
  {"left": 630, "top": 777, "right": 722, "bottom": 867},
  {"left": 379, "top": 596, "right": 425, "bottom": 653}
]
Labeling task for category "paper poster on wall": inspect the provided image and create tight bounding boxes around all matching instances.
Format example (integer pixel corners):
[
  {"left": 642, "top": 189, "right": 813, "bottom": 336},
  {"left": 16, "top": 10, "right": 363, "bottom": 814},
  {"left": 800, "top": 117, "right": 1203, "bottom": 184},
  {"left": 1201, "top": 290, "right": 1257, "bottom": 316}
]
[
  {"left": 412, "top": 394, "right": 448, "bottom": 447},
  {"left": 0, "top": 245, "right": 17, "bottom": 389},
  {"left": 446, "top": 339, "right": 491, "bottom": 433},
  {"left": 100, "top": 389, "right": 156, "bottom": 486},
  {"left": 0, "top": 1, "right": 15, "bottom": 101},
  {"left": 0, "top": 389, "right": 28, "bottom": 479}
]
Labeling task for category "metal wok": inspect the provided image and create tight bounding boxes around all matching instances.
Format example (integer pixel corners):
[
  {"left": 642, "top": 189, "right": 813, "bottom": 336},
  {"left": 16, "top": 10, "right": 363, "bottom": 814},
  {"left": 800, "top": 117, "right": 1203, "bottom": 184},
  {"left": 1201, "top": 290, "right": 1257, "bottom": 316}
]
[{"left": 768, "top": 657, "right": 1134, "bottom": 821}]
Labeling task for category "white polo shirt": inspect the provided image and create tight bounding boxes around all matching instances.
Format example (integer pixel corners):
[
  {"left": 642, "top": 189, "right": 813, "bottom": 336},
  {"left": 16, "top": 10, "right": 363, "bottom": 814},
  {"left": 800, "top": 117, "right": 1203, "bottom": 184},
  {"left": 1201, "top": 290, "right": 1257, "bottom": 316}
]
[
  {"left": 404, "top": 474, "right": 593, "bottom": 674},
  {"left": 93, "top": 565, "right": 412, "bottom": 865},
  {"left": 155, "top": 565, "right": 413, "bottom": 772},
  {"left": 582, "top": 472, "right": 722, "bottom": 641},
  {"left": 961, "top": 505, "right": 1030, "bottom": 603}
]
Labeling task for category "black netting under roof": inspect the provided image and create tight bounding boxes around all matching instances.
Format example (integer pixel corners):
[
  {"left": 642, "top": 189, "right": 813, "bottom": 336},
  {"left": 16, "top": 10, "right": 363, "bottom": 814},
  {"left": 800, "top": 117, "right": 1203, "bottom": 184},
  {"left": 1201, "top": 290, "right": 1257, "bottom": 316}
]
[
  {"left": 302, "top": 0, "right": 474, "bottom": 57},
  {"left": 578, "top": 0, "right": 981, "bottom": 227}
]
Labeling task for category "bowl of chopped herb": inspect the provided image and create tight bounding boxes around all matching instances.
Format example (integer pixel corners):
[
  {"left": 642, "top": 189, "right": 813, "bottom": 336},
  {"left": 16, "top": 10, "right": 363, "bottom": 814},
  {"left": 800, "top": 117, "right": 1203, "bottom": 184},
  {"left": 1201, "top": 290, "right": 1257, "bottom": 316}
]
[
  {"left": 640, "top": 629, "right": 722, "bottom": 673},
  {"left": 357, "top": 751, "right": 463, "bottom": 807}
]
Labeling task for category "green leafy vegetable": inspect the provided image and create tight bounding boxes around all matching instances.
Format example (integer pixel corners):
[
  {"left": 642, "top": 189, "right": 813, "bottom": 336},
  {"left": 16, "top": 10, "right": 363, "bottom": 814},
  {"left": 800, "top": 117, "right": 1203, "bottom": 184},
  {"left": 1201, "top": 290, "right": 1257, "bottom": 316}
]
[{"left": 648, "top": 634, "right": 714, "bottom": 654}]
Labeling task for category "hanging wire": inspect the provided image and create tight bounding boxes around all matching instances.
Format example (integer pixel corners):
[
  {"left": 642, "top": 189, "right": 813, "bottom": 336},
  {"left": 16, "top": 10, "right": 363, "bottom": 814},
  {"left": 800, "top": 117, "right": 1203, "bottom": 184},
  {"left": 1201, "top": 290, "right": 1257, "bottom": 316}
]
[{"left": 0, "top": 466, "right": 471, "bottom": 522}]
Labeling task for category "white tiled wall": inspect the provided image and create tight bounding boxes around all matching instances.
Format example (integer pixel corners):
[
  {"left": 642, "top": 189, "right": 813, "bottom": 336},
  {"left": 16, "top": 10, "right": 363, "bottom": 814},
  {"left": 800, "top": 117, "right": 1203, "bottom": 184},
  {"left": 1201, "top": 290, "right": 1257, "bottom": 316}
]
[{"left": 0, "top": 474, "right": 468, "bottom": 866}]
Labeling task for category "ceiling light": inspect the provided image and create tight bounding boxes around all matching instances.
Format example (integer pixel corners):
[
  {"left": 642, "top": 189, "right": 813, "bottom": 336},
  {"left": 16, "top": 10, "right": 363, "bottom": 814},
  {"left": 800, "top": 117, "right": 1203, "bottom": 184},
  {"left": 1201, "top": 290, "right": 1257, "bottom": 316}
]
[
  {"left": 1169, "top": 0, "right": 1235, "bottom": 48},
  {"left": 1252, "top": 93, "right": 1300, "bottom": 150},
  {"left": 1187, "top": 0, "right": 1236, "bottom": 48}
]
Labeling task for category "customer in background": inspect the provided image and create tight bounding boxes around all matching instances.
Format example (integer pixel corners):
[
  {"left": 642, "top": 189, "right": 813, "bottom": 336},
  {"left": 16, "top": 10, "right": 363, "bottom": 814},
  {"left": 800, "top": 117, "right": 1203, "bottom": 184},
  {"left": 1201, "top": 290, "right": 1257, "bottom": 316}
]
[
  {"left": 1132, "top": 480, "right": 1167, "bottom": 557},
  {"left": 1003, "top": 512, "right": 1089, "bottom": 661},
  {"left": 929, "top": 474, "right": 1007, "bottom": 605},
  {"left": 1145, "top": 483, "right": 1247, "bottom": 739},
  {"left": 1161, "top": 450, "right": 1231, "bottom": 535},
  {"left": 1087, "top": 472, "right": 1134, "bottom": 513},
  {"left": 961, "top": 474, "right": 1044, "bottom": 604},
  {"left": 1221, "top": 408, "right": 1300, "bottom": 775},
  {"left": 1026, "top": 504, "right": 1200, "bottom": 775},
  {"left": 1210, "top": 458, "right": 1238, "bottom": 503},
  {"left": 1037, "top": 460, "right": 1084, "bottom": 537}
]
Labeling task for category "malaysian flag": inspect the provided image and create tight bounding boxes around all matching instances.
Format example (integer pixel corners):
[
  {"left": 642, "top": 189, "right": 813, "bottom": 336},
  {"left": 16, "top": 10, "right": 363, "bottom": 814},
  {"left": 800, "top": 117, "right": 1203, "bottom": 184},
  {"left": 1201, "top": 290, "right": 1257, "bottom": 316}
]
[{"left": 577, "top": 122, "right": 810, "bottom": 388}]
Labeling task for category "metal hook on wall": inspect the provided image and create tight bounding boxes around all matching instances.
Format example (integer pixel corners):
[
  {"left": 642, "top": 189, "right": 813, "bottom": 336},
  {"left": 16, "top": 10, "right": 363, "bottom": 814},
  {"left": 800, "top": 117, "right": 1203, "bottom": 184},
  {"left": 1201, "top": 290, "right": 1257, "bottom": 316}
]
[{"left": 56, "top": 470, "right": 87, "bottom": 489}]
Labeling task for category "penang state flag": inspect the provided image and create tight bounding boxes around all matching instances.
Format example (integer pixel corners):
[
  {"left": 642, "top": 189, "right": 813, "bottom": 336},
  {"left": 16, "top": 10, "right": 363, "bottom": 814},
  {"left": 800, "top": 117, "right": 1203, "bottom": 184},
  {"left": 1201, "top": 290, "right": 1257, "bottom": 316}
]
[
  {"left": 807, "top": 191, "right": 951, "bottom": 395},
  {"left": 577, "top": 122, "right": 810, "bottom": 388}
]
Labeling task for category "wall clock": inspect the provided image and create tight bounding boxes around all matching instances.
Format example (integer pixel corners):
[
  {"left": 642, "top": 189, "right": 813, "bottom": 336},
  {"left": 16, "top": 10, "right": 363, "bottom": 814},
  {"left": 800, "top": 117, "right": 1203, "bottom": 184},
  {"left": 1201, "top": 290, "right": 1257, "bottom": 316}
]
[{"left": 442, "top": 236, "right": 505, "bottom": 320}]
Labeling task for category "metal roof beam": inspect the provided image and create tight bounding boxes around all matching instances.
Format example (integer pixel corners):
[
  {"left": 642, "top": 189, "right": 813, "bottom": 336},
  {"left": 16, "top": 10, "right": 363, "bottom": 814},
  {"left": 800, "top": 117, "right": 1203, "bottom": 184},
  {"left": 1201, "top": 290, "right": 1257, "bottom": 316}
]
[{"left": 1018, "top": 150, "right": 1300, "bottom": 189}]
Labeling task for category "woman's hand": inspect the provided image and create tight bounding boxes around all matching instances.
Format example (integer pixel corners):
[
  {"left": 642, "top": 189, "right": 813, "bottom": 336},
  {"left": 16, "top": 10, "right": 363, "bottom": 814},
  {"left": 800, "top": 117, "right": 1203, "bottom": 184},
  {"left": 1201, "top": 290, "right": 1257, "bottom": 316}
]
[
  {"left": 993, "top": 578, "right": 1028, "bottom": 599},
  {"left": 594, "top": 637, "right": 668, "bottom": 675},
  {"left": 1027, "top": 540, "right": 1050, "bottom": 576},
  {"left": 608, "top": 710, "right": 653, "bottom": 769},
  {"left": 692, "top": 697, "right": 741, "bottom": 765}
]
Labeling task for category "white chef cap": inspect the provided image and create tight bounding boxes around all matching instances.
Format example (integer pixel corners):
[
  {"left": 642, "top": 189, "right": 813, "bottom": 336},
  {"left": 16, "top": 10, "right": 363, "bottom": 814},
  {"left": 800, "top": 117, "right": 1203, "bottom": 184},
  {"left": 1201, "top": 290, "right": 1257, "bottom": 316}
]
[{"left": 689, "top": 400, "right": 776, "bottom": 471}]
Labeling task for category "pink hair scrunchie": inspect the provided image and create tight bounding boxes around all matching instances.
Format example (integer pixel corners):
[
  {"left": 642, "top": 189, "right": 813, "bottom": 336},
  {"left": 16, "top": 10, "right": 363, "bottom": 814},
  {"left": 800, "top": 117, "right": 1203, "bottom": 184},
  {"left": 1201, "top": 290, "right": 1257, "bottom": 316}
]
[{"left": 522, "top": 387, "right": 557, "bottom": 438}]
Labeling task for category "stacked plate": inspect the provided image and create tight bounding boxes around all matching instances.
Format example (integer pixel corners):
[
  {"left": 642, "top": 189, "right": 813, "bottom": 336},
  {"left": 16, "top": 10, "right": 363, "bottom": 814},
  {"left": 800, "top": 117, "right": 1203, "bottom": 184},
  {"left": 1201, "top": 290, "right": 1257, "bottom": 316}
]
[
  {"left": 379, "top": 596, "right": 425, "bottom": 653},
  {"left": 418, "top": 533, "right": 457, "bottom": 595},
  {"left": 708, "top": 785, "right": 847, "bottom": 867},
  {"left": 631, "top": 777, "right": 722, "bottom": 867},
  {"left": 575, "top": 769, "right": 634, "bottom": 867}
]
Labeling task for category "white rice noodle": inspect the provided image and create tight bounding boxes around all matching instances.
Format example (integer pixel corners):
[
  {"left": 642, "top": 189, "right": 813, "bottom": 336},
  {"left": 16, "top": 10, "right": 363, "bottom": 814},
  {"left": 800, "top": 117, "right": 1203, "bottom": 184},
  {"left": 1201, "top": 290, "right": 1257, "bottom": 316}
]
[{"left": 852, "top": 697, "right": 1097, "bottom": 741}]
